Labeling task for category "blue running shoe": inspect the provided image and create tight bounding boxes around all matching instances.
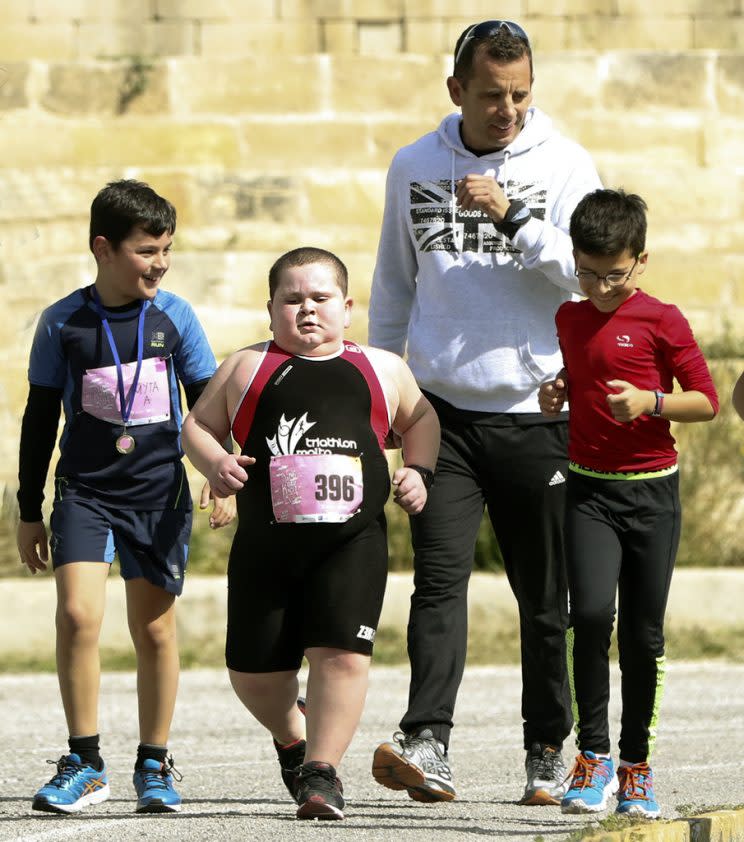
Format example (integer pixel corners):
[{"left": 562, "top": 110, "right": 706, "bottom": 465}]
[
  {"left": 561, "top": 751, "right": 618, "bottom": 814},
  {"left": 32, "top": 753, "right": 110, "bottom": 814},
  {"left": 616, "top": 762, "right": 661, "bottom": 818},
  {"left": 133, "top": 756, "right": 182, "bottom": 813}
]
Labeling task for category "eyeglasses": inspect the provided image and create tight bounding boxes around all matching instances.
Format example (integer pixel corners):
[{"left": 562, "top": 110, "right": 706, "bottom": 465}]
[
  {"left": 453, "top": 20, "right": 531, "bottom": 68},
  {"left": 575, "top": 258, "right": 638, "bottom": 288}
]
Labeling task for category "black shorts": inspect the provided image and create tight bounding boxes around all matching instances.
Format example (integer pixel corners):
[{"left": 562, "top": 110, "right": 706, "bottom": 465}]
[
  {"left": 50, "top": 495, "right": 191, "bottom": 596},
  {"left": 225, "top": 514, "right": 388, "bottom": 672}
]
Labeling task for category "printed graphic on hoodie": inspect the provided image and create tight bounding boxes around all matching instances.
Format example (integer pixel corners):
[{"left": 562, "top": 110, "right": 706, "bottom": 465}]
[{"left": 410, "top": 179, "right": 546, "bottom": 253}]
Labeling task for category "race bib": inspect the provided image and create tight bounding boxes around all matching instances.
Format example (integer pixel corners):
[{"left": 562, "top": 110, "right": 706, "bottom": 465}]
[
  {"left": 269, "top": 453, "right": 363, "bottom": 524},
  {"left": 81, "top": 356, "right": 171, "bottom": 426}
]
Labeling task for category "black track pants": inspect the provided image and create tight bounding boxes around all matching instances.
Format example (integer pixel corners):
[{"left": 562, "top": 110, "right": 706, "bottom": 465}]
[{"left": 399, "top": 404, "right": 572, "bottom": 751}]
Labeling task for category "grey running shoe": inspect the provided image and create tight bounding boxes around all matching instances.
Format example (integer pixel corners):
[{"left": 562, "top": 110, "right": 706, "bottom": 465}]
[
  {"left": 521, "top": 742, "right": 568, "bottom": 805},
  {"left": 294, "top": 761, "right": 345, "bottom": 820},
  {"left": 372, "top": 729, "right": 456, "bottom": 802}
]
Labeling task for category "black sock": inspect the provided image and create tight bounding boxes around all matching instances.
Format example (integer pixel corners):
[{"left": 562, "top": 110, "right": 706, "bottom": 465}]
[
  {"left": 68, "top": 734, "right": 102, "bottom": 770},
  {"left": 136, "top": 743, "right": 168, "bottom": 769}
]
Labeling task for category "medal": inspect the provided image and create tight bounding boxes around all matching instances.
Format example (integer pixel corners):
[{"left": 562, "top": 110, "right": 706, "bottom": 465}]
[
  {"left": 91, "top": 287, "right": 148, "bottom": 456},
  {"left": 116, "top": 431, "right": 136, "bottom": 454}
]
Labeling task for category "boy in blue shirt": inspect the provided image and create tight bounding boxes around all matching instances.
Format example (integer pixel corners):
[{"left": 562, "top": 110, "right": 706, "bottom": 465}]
[{"left": 16, "top": 180, "right": 233, "bottom": 814}]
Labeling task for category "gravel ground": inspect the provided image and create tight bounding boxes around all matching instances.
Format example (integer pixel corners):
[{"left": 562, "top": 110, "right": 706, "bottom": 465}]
[{"left": 1, "top": 661, "right": 742, "bottom": 841}]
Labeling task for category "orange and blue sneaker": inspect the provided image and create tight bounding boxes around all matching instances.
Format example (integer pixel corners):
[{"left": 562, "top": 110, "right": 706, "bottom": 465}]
[
  {"left": 132, "top": 756, "right": 182, "bottom": 813},
  {"left": 616, "top": 762, "right": 661, "bottom": 818},
  {"left": 32, "top": 753, "right": 110, "bottom": 814},
  {"left": 561, "top": 751, "right": 618, "bottom": 814}
]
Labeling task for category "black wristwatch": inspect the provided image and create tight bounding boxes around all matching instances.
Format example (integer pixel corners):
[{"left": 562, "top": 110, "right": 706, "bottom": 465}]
[
  {"left": 406, "top": 464, "right": 435, "bottom": 489},
  {"left": 494, "top": 199, "right": 532, "bottom": 239}
]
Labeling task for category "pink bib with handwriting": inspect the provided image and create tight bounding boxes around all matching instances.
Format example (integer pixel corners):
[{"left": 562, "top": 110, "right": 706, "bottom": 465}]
[
  {"left": 82, "top": 356, "right": 170, "bottom": 426},
  {"left": 269, "top": 453, "right": 363, "bottom": 523}
]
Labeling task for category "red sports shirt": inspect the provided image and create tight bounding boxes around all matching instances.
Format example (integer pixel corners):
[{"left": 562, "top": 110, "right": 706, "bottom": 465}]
[{"left": 556, "top": 289, "right": 719, "bottom": 472}]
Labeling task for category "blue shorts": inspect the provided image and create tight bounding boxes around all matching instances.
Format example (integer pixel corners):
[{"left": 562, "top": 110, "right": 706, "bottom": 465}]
[{"left": 50, "top": 496, "right": 191, "bottom": 596}]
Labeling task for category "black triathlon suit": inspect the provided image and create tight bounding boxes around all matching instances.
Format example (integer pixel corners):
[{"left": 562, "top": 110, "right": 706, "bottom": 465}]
[{"left": 226, "top": 340, "right": 392, "bottom": 672}]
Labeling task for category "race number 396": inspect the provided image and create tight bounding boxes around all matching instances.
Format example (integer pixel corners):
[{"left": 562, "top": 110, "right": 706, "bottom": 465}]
[
  {"left": 315, "top": 473, "right": 355, "bottom": 502},
  {"left": 269, "top": 453, "right": 363, "bottom": 523}
]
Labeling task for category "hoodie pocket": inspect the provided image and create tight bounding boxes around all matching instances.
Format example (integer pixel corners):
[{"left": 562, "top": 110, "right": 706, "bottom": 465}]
[{"left": 517, "top": 330, "right": 559, "bottom": 385}]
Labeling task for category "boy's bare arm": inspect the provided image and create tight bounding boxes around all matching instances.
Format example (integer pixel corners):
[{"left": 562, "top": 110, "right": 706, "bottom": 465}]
[
  {"left": 365, "top": 346, "right": 440, "bottom": 514},
  {"left": 182, "top": 348, "right": 261, "bottom": 496},
  {"left": 733, "top": 371, "right": 744, "bottom": 421}
]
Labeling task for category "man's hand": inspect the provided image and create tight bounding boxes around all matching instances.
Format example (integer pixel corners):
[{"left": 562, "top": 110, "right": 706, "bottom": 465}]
[
  {"left": 539, "top": 373, "right": 568, "bottom": 415},
  {"left": 17, "top": 520, "right": 49, "bottom": 574},
  {"left": 391, "top": 466, "right": 429, "bottom": 515},
  {"left": 455, "top": 174, "right": 510, "bottom": 222},
  {"left": 606, "top": 380, "right": 654, "bottom": 423}
]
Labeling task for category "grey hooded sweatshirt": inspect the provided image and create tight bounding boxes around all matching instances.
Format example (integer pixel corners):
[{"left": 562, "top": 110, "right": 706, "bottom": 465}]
[{"left": 368, "top": 107, "right": 602, "bottom": 413}]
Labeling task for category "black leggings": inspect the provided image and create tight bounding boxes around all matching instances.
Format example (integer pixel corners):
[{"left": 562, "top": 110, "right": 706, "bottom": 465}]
[{"left": 565, "top": 468, "right": 680, "bottom": 762}]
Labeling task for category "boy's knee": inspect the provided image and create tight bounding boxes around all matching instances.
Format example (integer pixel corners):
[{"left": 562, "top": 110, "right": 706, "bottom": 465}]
[
  {"left": 229, "top": 670, "right": 288, "bottom": 699},
  {"left": 56, "top": 600, "right": 103, "bottom": 640},
  {"left": 130, "top": 615, "right": 177, "bottom": 652},
  {"left": 571, "top": 604, "right": 615, "bottom": 635},
  {"left": 305, "top": 647, "right": 369, "bottom": 676}
]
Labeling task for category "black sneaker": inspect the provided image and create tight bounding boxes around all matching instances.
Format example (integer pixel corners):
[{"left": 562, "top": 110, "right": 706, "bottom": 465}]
[
  {"left": 273, "top": 697, "right": 308, "bottom": 800},
  {"left": 372, "top": 729, "right": 456, "bottom": 802},
  {"left": 521, "top": 742, "right": 568, "bottom": 805},
  {"left": 294, "top": 761, "right": 345, "bottom": 820},
  {"left": 274, "top": 738, "right": 306, "bottom": 800}
]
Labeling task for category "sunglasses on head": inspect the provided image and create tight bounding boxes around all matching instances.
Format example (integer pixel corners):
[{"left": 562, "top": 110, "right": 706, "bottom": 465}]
[{"left": 453, "top": 20, "right": 531, "bottom": 68}]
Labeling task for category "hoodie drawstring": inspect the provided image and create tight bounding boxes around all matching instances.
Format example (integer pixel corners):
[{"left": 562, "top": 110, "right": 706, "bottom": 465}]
[{"left": 450, "top": 149, "right": 461, "bottom": 253}]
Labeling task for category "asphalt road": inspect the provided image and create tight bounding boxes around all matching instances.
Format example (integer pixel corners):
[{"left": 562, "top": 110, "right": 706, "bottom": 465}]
[{"left": 1, "top": 662, "right": 742, "bottom": 841}]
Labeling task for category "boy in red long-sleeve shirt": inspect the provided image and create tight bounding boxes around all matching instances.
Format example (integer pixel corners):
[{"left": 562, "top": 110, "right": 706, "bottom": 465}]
[{"left": 539, "top": 189, "right": 718, "bottom": 819}]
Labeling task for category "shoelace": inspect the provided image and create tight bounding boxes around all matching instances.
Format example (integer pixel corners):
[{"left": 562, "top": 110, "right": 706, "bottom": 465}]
[
  {"left": 138, "top": 755, "right": 183, "bottom": 790},
  {"left": 532, "top": 746, "right": 560, "bottom": 780},
  {"left": 618, "top": 763, "right": 653, "bottom": 801},
  {"left": 297, "top": 763, "right": 342, "bottom": 796},
  {"left": 45, "top": 755, "right": 87, "bottom": 785},
  {"left": 394, "top": 731, "right": 439, "bottom": 754},
  {"left": 569, "top": 753, "right": 609, "bottom": 790}
]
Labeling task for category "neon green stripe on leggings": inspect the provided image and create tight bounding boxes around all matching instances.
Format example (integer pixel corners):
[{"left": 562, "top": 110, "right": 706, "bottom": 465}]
[
  {"left": 647, "top": 654, "right": 667, "bottom": 760},
  {"left": 566, "top": 626, "right": 579, "bottom": 746}
]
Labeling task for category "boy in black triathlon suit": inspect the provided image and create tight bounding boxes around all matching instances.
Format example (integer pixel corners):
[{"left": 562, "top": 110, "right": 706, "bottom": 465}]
[{"left": 183, "top": 246, "right": 440, "bottom": 820}]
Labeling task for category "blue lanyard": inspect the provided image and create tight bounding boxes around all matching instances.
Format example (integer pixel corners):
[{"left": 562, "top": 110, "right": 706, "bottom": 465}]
[{"left": 90, "top": 287, "right": 148, "bottom": 426}]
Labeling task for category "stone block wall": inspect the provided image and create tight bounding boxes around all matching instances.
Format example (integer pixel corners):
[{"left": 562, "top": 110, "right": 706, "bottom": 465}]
[
  {"left": 1, "top": 1, "right": 743, "bottom": 504},
  {"left": 2, "top": 1, "right": 744, "bottom": 57}
]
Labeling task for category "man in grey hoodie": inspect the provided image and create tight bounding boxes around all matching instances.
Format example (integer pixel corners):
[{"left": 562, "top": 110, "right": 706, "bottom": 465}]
[{"left": 369, "top": 20, "right": 602, "bottom": 805}]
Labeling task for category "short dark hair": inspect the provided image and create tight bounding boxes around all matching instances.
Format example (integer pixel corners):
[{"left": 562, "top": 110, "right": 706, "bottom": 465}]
[
  {"left": 268, "top": 247, "right": 349, "bottom": 298},
  {"left": 453, "top": 27, "right": 533, "bottom": 86},
  {"left": 570, "top": 189, "right": 648, "bottom": 257},
  {"left": 89, "top": 179, "right": 176, "bottom": 252}
]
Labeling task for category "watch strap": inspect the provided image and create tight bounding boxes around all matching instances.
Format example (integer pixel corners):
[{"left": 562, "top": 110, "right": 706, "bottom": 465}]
[
  {"left": 494, "top": 199, "right": 531, "bottom": 239},
  {"left": 406, "top": 464, "right": 435, "bottom": 490}
]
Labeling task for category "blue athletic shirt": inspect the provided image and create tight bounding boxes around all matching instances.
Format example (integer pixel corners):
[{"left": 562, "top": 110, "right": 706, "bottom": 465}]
[{"left": 28, "top": 285, "right": 216, "bottom": 510}]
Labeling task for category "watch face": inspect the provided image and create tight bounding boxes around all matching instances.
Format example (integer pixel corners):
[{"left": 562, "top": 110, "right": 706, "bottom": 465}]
[{"left": 512, "top": 206, "right": 531, "bottom": 222}]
